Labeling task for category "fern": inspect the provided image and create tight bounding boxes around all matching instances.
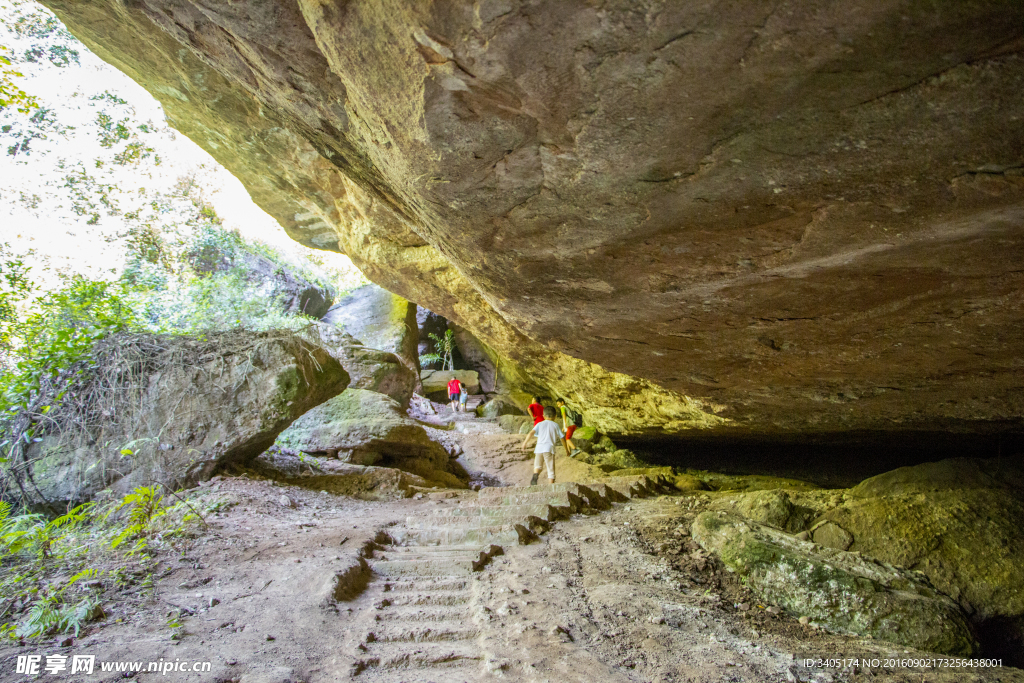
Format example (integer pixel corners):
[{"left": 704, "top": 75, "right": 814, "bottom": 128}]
[{"left": 107, "top": 486, "right": 166, "bottom": 549}]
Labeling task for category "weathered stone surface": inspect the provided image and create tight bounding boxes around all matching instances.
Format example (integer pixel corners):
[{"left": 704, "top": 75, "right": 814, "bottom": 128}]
[
  {"left": 322, "top": 284, "right": 420, "bottom": 380},
  {"left": 574, "top": 448, "right": 645, "bottom": 473},
  {"left": 315, "top": 323, "right": 416, "bottom": 407},
  {"left": 252, "top": 449, "right": 430, "bottom": 500},
  {"left": 849, "top": 457, "right": 1024, "bottom": 498},
  {"left": 498, "top": 415, "right": 533, "bottom": 435},
  {"left": 448, "top": 322, "right": 502, "bottom": 394},
  {"left": 709, "top": 489, "right": 813, "bottom": 533},
  {"left": 813, "top": 458, "right": 1024, "bottom": 663},
  {"left": 275, "top": 389, "right": 466, "bottom": 488},
  {"left": 477, "top": 395, "right": 523, "bottom": 419},
  {"left": 25, "top": 331, "right": 348, "bottom": 507},
  {"left": 672, "top": 473, "right": 708, "bottom": 492},
  {"left": 40, "top": 0, "right": 1024, "bottom": 438},
  {"left": 692, "top": 510, "right": 977, "bottom": 655},
  {"left": 812, "top": 521, "right": 853, "bottom": 551}
]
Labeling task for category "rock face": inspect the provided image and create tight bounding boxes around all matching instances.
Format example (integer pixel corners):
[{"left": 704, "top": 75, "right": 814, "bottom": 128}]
[
  {"left": 706, "top": 457, "right": 1024, "bottom": 664},
  {"left": 322, "top": 285, "right": 420, "bottom": 380},
  {"left": 692, "top": 510, "right": 977, "bottom": 656},
  {"left": 252, "top": 449, "right": 431, "bottom": 500},
  {"left": 275, "top": 389, "right": 466, "bottom": 489},
  {"left": 24, "top": 331, "right": 348, "bottom": 507},
  {"left": 40, "top": 0, "right": 1024, "bottom": 437},
  {"left": 820, "top": 458, "right": 1024, "bottom": 663},
  {"left": 315, "top": 323, "right": 417, "bottom": 407}
]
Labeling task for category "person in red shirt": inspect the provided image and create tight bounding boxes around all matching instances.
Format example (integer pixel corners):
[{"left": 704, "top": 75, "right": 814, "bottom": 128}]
[
  {"left": 447, "top": 377, "right": 462, "bottom": 411},
  {"left": 527, "top": 396, "right": 545, "bottom": 425}
]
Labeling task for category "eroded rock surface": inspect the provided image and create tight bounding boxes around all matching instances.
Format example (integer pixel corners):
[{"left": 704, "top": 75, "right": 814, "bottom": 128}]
[
  {"left": 24, "top": 331, "right": 348, "bottom": 507},
  {"left": 692, "top": 510, "right": 977, "bottom": 656},
  {"left": 322, "top": 284, "right": 420, "bottom": 380},
  {"left": 275, "top": 389, "right": 467, "bottom": 489},
  {"left": 316, "top": 323, "right": 417, "bottom": 407}
]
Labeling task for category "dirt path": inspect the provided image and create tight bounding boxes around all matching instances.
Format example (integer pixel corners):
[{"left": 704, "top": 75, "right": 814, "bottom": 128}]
[{"left": 2, "top": 415, "right": 1021, "bottom": 683}]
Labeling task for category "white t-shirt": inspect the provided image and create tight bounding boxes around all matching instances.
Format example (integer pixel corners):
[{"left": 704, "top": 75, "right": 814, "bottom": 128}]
[{"left": 532, "top": 420, "right": 564, "bottom": 454}]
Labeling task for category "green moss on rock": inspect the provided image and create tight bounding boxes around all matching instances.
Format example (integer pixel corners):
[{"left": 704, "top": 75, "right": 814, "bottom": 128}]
[{"left": 692, "top": 510, "right": 978, "bottom": 656}]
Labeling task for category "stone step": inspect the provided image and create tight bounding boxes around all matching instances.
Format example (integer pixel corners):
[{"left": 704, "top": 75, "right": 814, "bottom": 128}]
[
  {"left": 454, "top": 421, "right": 504, "bottom": 435},
  {"left": 408, "top": 503, "right": 563, "bottom": 526},
  {"left": 480, "top": 483, "right": 611, "bottom": 510},
  {"left": 366, "top": 624, "right": 479, "bottom": 644},
  {"left": 351, "top": 643, "right": 482, "bottom": 675},
  {"left": 468, "top": 489, "right": 587, "bottom": 512},
  {"left": 385, "top": 543, "right": 501, "bottom": 555},
  {"left": 389, "top": 524, "right": 535, "bottom": 548},
  {"left": 583, "top": 482, "right": 630, "bottom": 503},
  {"left": 382, "top": 545, "right": 504, "bottom": 566},
  {"left": 583, "top": 475, "right": 656, "bottom": 498},
  {"left": 372, "top": 558, "right": 482, "bottom": 577},
  {"left": 384, "top": 592, "right": 471, "bottom": 607},
  {"left": 380, "top": 578, "right": 469, "bottom": 593},
  {"left": 377, "top": 606, "right": 465, "bottom": 623}
]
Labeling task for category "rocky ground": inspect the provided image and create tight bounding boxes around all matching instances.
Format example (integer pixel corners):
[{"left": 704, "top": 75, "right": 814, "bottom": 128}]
[{"left": 2, "top": 405, "right": 1021, "bottom": 683}]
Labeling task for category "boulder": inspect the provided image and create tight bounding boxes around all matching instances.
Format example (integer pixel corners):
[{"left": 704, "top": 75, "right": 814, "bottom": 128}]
[
  {"left": 709, "top": 489, "right": 812, "bottom": 534},
  {"left": 692, "top": 510, "right": 977, "bottom": 656},
  {"left": 420, "top": 369, "right": 480, "bottom": 402},
  {"left": 477, "top": 396, "right": 523, "bottom": 419},
  {"left": 498, "top": 415, "right": 533, "bottom": 435},
  {"left": 275, "top": 389, "right": 466, "bottom": 489},
  {"left": 672, "top": 473, "right": 709, "bottom": 492},
  {"left": 849, "top": 457, "right": 1024, "bottom": 498},
  {"left": 21, "top": 331, "right": 348, "bottom": 508},
  {"left": 811, "top": 521, "right": 854, "bottom": 551},
  {"left": 322, "top": 284, "right": 419, "bottom": 377},
  {"left": 252, "top": 448, "right": 430, "bottom": 499},
  {"left": 315, "top": 323, "right": 416, "bottom": 407},
  {"left": 816, "top": 458, "right": 1024, "bottom": 664}
]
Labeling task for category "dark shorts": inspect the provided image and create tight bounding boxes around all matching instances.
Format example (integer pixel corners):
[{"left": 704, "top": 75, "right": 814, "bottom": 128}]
[
  {"left": 566, "top": 425, "right": 577, "bottom": 439},
  {"left": 449, "top": 393, "right": 460, "bottom": 402}
]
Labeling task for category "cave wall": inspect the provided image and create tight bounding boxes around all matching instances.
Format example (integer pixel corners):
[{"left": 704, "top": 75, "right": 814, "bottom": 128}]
[{"left": 40, "top": 0, "right": 1024, "bottom": 437}]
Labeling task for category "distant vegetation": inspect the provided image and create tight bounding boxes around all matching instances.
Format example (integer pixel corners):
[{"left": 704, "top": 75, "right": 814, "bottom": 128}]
[{"left": 0, "top": 0, "right": 370, "bottom": 644}]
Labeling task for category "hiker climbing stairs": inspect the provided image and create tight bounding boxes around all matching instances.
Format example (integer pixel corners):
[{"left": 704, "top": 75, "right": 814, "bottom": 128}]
[{"left": 347, "top": 473, "right": 671, "bottom": 680}]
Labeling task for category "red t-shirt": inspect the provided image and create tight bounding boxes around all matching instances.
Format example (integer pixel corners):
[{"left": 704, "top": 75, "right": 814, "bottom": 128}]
[
  {"left": 528, "top": 402, "right": 544, "bottom": 425},
  {"left": 447, "top": 379, "right": 461, "bottom": 396}
]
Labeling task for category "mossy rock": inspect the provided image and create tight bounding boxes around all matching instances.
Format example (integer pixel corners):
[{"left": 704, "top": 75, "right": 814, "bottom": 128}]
[
  {"left": 693, "top": 511, "right": 978, "bottom": 656},
  {"left": 673, "top": 473, "right": 709, "bottom": 492}
]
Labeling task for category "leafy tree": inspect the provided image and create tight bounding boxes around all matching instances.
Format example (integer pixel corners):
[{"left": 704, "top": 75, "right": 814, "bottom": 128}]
[
  {"left": 0, "top": 242, "right": 32, "bottom": 356},
  {"left": 0, "top": 45, "right": 36, "bottom": 113}
]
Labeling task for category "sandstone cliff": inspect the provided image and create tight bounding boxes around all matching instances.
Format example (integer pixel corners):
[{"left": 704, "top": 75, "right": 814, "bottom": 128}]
[{"left": 40, "top": 0, "right": 1024, "bottom": 437}]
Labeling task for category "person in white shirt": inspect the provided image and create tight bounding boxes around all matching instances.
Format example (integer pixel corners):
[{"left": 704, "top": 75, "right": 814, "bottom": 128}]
[{"left": 521, "top": 405, "right": 570, "bottom": 485}]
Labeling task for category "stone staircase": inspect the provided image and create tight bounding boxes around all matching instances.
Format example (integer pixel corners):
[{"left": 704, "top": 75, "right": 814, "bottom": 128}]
[{"left": 348, "top": 474, "right": 669, "bottom": 680}]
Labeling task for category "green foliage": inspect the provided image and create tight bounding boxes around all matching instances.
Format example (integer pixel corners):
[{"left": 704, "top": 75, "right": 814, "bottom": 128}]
[
  {"left": 6, "top": 1, "right": 79, "bottom": 67},
  {"left": 106, "top": 486, "right": 165, "bottom": 550},
  {"left": 0, "top": 46, "right": 37, "bottom": 113},
  {"left": 425, "top": 329, "right": 455, "bottom": 371},
  {"left": 0, "top": 485, "right": 205, "bottom": 641},
  {"left": 0, "top": 242, "right": 32, "bottom": 356},
  {"left": 4, "top": 106, "right": 64, "bottom": 156}
]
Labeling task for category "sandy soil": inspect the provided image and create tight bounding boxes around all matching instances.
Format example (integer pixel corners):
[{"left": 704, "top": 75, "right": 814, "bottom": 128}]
[{"left": 2, "top": 409, "right": 1021, "bottom": 683}]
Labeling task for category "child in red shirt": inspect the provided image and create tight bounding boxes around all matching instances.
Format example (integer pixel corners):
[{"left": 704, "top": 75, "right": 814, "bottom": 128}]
[{"left": 528, "top": 396, "right": 544, "bottom": 425}]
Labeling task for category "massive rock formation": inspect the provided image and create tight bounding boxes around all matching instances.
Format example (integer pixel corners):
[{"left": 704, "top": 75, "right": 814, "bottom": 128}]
[
  {"left": 41, "top": 0, "right": 1024, "bottom": 438},
  {"left": 19, "top": 331, "right": 348, "bottom": 508}
]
